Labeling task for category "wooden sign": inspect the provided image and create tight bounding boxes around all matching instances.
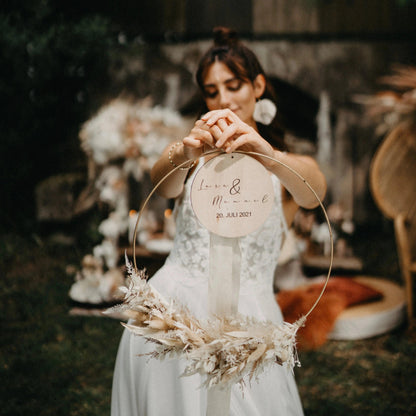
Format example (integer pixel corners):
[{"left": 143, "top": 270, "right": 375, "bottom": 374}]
[{"left": 191, "top": 153, "right": 274, "bottom": 238}]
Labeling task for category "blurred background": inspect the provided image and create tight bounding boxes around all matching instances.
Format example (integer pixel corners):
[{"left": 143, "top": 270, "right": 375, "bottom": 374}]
[{"left": 1, "top": 1, "right": 416, "bottom": 415}]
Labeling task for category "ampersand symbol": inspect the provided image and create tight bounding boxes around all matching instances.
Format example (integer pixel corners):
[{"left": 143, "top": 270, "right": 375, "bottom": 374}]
[{"left": 230, "top": 178, "right": 241, "bottom": 195}]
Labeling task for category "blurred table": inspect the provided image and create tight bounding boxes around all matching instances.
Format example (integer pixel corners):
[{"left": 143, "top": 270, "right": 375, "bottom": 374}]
[{"left": 301, "top": 253, "right": 363, "bottom": 272}]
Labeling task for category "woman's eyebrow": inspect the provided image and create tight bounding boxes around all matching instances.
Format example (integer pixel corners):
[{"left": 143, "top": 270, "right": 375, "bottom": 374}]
[
  {"left": 203, "top": 77, "right": 239, "bottom": 88},
  {"left": 224, "top": 77, "right": 240, "bottom": 85}
]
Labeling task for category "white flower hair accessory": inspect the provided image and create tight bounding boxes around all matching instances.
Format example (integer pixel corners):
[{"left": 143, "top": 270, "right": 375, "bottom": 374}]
[{"left": 253, "top": 98, "right": 277, "bottom": 125}]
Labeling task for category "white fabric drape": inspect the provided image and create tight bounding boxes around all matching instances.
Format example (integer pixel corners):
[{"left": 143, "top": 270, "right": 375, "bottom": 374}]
[{"left": 207, "top": 234, "right": 241, "bottom": 415}]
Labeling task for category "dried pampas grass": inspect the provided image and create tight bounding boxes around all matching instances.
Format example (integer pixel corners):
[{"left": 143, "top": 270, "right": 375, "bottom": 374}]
[
  {"left": 106, "top": 257, "right": 305, "bottom": 389},
  {"left": 355, "top": 65, "right": 416, "bottom": 135}
]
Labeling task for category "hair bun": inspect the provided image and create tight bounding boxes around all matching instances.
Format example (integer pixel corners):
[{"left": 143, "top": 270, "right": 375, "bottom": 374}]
[{"left": 213, "top": 26, "right": 239, "bottom": 47}]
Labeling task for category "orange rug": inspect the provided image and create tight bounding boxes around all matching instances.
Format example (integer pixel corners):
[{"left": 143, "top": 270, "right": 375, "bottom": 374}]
[{"left": 276, "top": 277, "right": 383, "bottom": 350}]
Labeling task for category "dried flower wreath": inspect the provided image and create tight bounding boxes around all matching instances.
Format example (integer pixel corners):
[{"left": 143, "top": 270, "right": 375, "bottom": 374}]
[
  {"left": 109, "top": 257, "right": 305, "bottom": 388},
  {"left": 106, "top": 150, "right": 333, "bottom": 389}
]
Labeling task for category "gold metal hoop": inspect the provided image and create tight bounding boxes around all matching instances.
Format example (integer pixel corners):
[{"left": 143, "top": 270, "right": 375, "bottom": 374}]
[{"left": 132, "top": 149, "right": 333, "bottom": 319}]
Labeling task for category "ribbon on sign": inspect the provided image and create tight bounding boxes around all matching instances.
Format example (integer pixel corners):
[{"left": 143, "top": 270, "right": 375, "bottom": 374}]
[
  {"left": 206, "top": 234, "right": 241, "bottom": 415},
  {"left": 190, "top": 152, "right": 276, "bottom": 415}
]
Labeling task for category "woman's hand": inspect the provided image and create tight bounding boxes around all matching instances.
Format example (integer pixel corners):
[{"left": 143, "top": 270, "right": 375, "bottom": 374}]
[
  {"left": 201, "top": 109, "right": 275, "bottom": 159},
  {"left": 150, "top": 118, "right": 217, "bottom": 199},
  {"left": 182, "top": 119, "right": 216, "bottom": 160}
]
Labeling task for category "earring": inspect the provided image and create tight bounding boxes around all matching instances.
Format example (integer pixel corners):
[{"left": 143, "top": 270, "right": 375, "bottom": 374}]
[{"left": 253, "top": 98, "right": 277, "bottom": 125}]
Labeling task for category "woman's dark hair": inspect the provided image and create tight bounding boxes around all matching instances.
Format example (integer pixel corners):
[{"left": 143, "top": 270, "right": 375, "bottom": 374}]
[{"left": 196, "top": 27, "right": 287, "bottom": 150}]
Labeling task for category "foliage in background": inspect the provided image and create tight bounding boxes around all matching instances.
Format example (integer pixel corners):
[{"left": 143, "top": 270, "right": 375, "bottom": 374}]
[{"left": 0, "top": 1, "right": 115, "bottom": 232}]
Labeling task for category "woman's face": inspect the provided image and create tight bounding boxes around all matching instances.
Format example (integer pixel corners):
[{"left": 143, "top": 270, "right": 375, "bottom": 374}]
[{"left": 202, "top": 61, "right": 262, "bottom": 127}]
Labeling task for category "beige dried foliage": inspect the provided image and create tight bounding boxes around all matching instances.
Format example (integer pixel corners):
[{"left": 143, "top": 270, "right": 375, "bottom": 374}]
[
  {"left": 106, "top": 258, "right": 304, "bottom": 389},
  {"left": 355, "top": 65, "right": 416, "bottom": 135}
]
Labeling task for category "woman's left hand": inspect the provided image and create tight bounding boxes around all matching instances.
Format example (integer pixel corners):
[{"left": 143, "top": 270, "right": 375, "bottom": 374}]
[{"left": 201, "top": 109, "right": 275, "bottom": 158}]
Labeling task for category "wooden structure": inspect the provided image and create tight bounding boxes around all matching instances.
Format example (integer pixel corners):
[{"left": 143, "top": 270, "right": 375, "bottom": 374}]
[
  {"left": 113, "top": 0, "right": 416, "bottom": 38},
  {"left": 370, "top": 122, "right": 416, "bottom": 321}
]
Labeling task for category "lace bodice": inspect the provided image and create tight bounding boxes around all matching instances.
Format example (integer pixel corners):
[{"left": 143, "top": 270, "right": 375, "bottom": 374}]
[{"left": 166, "top": 158, "right": 287, "bottom": 289}]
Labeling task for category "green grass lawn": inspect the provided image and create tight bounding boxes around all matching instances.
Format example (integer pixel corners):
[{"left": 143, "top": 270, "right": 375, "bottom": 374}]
[
  {"left": 0, "top": 234, "right": 123, "bottom": 416},
  {"left": 1, "top": 230, "right": 415, "bottom": 416}
]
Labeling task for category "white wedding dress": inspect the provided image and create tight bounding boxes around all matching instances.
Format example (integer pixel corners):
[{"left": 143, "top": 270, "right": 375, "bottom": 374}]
[{"left": 111, "top": 161, "right": 304, "bottom": 416}]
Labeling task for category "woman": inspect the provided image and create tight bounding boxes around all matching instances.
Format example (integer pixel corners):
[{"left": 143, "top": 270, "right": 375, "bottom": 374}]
[{"left": 111, "top": 27, "right": 326, "bottom": 415}]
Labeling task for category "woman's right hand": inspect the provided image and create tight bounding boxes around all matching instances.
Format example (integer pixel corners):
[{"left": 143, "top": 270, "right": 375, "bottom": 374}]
[
  {"left": 151, "top": 118, "right": 217, "bottom": 198},
  {"left": 182, "top": 119, "right": 216, "bottom": 160}
]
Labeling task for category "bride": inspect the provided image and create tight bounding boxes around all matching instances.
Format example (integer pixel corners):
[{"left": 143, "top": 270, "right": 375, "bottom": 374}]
[{"left": 111, "top": 27, "right": 326, "bottom": 416}]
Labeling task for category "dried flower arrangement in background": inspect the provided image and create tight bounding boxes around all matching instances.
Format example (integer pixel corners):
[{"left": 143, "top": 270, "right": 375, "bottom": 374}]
[
  {"left": 356, "top": 65, "right": 416, "bottom": 135},
  {"left": 69, "top": 98, "right": 191, "bottom": 305}
]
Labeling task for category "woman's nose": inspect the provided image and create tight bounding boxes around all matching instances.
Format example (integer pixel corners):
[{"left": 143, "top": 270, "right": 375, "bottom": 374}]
[{"left": 218, "top": 89, "right": 231, "bottom": 108}]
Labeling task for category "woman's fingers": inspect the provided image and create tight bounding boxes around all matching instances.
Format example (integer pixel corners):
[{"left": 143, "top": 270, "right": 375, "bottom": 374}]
[
  {"left": 183, "top": 135, "right": 202, "bottom": 147},
  {"left": 217, "top": 118, "right": 229, "bottom": 131},
  {"left": 189, "top": 121, "right": 216, "bottom": 147},
  {"left": 200, "top": 109, "right": 269, "bottom": 154},
  {"left": 225, "top": 133, "right": 251, "bottom": 153},
  {"left": 215, "top": 123, "right": 239, "bottom": 149},
  {"left": 191, "top": 113, "right": 229, "bottom": 144},
  {"left": 202, "top": 109, "right": 236, "bottom": 126},
  {"left": 208, "top": 124, "right": 223, "bottom": 142}
]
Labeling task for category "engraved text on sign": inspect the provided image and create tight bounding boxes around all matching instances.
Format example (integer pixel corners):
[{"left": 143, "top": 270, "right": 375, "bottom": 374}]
[{"left": 191, "top": 153, "right": 274, "bottom": 238}]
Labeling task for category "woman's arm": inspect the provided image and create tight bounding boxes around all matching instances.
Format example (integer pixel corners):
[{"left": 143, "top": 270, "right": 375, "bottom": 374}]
[
  {"left": 265, "top": 151, "right": 327, "bottom": 209},
  {"left": 150, "top": 142, "right": 192, "bottom": 199}
]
